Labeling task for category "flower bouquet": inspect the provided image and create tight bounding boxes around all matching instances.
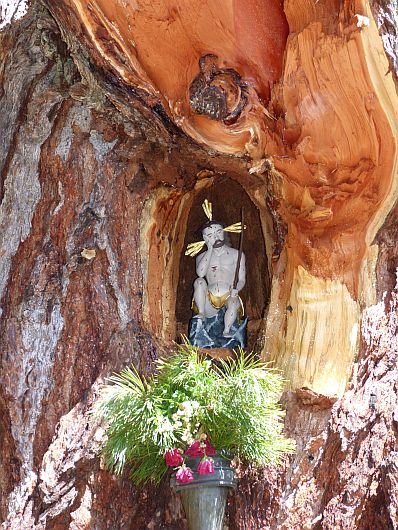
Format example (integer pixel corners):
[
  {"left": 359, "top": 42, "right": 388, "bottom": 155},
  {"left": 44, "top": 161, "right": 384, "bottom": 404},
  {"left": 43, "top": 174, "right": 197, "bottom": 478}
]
[{"left": 95, "top": 343, "right": 294, "bottom": 529}]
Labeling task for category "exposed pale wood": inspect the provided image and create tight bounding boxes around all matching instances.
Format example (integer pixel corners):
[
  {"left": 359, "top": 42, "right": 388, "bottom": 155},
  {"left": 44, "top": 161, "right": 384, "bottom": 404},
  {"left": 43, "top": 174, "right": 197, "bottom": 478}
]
[
  {"left": 140, "top": 186, "right": 188, "bottom": 342},
  {"left": 262, "top": 0, "right": 398, "bottom": 396},
  {"left": 267, "top": 266, "right": 360, "bottom": 397},
  {"left": 360, "top": 0, "right": 398, "bottom": 247}
]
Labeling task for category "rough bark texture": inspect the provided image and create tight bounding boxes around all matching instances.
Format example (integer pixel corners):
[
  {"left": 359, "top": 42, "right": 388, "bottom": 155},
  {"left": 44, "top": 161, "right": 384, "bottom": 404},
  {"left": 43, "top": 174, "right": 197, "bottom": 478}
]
[{"left": 0, "top": 1, "right": 398, "bottom": 529}]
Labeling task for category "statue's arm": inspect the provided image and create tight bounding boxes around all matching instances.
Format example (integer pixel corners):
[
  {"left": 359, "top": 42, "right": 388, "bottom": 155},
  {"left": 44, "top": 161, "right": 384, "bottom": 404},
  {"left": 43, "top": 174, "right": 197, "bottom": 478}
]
[
  {"left": 196, "top": 248, "right": 212, "bottom": 277},
  {"left": 235, "top": 252, "right": 246, "bottom": 292}
]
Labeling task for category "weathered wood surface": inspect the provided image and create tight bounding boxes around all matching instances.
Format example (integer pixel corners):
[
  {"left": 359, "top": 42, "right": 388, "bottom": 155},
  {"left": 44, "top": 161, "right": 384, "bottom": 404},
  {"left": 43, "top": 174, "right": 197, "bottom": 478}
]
[
  {"left": 40, "top": 0, "right": 398, "bottom": 396},
  {"left": 0, "top": 1, "right": 397, "bottom": 529}
]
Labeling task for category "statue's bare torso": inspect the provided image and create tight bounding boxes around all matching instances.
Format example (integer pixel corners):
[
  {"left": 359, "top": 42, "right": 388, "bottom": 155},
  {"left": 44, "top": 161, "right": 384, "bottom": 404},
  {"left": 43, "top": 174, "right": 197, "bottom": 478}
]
[
  {"left": 193, "top": 223, "right": 245, "bottom": 336},
  {"left": 197, "top": 246, "right": 239, "bottom": 296}
]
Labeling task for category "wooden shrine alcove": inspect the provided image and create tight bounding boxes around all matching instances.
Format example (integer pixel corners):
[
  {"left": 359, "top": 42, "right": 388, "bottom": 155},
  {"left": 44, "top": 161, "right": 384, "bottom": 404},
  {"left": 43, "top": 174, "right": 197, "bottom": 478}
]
[
  {"left": 176, "top": 177, "right": 270, "bottom": 352},
  {"left": 139, "top": 176, "right": 271, "bottom": 354}
]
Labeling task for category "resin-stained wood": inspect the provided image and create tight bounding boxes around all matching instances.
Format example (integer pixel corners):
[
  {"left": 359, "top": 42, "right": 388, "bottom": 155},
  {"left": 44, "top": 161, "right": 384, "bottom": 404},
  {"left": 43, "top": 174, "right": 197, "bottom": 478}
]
[
  {"left": 267, "top": 266, "right": 360, "bottom": 396},
  {"left": 45, "top": 0, "right": 288, "bottom": 157}
]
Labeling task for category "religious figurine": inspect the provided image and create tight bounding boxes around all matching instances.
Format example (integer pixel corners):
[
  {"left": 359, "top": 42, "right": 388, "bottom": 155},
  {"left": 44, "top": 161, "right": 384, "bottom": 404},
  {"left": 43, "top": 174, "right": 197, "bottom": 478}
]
[{"left": 185, "top": 200, "right": 247, "bottom": 349}]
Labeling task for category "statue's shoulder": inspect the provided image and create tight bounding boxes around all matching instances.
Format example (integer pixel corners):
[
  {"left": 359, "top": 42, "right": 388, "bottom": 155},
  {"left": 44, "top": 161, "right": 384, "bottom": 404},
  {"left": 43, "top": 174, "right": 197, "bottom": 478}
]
[
  {"left": 227, "top": 247, "right": 245, "bottom": 261},
  {"left": 227, "top": 246, "right": 243, "bottom": 256}
]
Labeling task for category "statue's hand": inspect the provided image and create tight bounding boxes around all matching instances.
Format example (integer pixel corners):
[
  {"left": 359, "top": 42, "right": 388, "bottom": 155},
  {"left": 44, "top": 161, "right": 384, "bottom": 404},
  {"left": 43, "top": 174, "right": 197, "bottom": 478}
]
[
  {"left": 203, "top": 234, "right": 213, "bottom": 249},
  {"left": 230, "top": 288, "right": 239, "bottom": 298}
]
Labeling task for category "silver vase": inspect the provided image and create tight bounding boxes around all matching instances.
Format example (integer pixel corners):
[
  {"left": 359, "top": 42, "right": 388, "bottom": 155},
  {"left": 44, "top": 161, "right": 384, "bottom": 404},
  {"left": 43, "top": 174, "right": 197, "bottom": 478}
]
[{"left": 170, "top": 456, "right": 236, "bottom": 530}]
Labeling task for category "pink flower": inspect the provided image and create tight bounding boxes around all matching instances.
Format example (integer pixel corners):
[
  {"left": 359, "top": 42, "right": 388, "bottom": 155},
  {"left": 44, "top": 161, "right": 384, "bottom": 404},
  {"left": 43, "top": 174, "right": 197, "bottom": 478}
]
[
  {"left": 197, "top": 458, "right": 214, "bottom": 475},
  {"left": 185, "top": 438, "right": 216, "bottom": 458},
  {"left": 185, "top": 440, "right": 203, "bottom": 457},
  {"left": 175, "top": 465, "right": 194, "bottom": 484},
  {"left": 165, "top": 448, "right": 184, "bottom": 467},
  {"left": 203, "top": 438, "right": 216, "bottom": 456}
]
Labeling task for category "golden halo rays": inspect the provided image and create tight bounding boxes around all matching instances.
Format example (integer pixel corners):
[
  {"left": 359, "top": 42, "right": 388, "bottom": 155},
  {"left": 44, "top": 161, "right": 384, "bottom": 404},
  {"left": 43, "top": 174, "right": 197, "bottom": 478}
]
[
  {"left": 202, "top": 199, "right": 212, "bottom": 221},
  {"left": 185, "top": 201, "right": 246, "bottom": 257}
]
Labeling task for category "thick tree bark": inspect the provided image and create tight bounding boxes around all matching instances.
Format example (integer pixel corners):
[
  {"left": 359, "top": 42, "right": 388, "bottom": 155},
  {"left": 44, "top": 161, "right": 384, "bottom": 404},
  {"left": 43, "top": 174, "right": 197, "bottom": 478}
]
[{"left": 0, "top": 1, "right": 398, "bottom": 529}]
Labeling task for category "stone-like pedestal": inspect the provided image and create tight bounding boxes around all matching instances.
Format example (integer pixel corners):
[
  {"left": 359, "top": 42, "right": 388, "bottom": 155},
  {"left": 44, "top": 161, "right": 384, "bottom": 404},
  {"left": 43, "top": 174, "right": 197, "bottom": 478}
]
[{"left": 188, "top": 306, "right": 247, "bottom": 349}]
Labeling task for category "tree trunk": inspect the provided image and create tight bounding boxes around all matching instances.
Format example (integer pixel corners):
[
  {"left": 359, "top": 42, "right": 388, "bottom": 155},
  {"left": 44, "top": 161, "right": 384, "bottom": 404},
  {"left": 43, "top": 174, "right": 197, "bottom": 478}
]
[{"left": 0, "top": 1, "right": 397, "bottom": 529}]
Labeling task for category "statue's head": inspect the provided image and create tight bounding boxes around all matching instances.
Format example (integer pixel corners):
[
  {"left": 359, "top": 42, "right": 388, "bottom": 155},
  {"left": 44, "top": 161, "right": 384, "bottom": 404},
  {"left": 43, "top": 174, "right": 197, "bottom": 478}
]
[
  {"left": 185, "top": 200, "right": 238, "bottom": 257},
  {"left": 201, "top": 221, "right": 226, "bottom": 248}
]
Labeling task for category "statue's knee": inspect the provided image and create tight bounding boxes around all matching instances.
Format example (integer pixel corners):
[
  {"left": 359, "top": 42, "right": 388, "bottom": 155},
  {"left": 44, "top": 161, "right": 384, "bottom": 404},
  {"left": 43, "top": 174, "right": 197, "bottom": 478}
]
[
  {"left": 194, "top": 278, "right": 206, "bottom": 290},
  {"left": 227, "top": 297, "right": 240, "bottom": 310}
]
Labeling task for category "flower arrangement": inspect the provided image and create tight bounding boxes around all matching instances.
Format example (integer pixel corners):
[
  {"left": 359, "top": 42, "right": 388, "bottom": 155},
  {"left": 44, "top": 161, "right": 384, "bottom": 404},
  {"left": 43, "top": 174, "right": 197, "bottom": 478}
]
[
  {"left": 164, "top": 433, "right": 216, "bottom": 483},
  {"left": 94, "top": 343, "right": 295, "bottom": 485}
]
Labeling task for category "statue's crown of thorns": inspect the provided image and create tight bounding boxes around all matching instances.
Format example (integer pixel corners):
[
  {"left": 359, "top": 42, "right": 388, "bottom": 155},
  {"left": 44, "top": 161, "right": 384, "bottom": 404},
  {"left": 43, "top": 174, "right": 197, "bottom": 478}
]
[{"left": 185, "top": 200, "right": 245, "bottom": 257}]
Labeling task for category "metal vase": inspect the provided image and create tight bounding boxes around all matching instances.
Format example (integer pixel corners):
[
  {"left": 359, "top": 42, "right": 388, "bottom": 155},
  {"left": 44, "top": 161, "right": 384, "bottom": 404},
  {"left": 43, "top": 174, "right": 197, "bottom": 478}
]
[{"left": 170, "top": 456, "right": 236, "bottom": 530}]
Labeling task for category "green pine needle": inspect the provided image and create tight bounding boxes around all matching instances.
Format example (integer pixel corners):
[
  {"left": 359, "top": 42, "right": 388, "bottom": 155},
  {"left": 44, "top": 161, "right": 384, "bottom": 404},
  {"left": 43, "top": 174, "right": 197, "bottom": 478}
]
[{"left": 94, "top": 343, "right": 295, "bottom": 485}]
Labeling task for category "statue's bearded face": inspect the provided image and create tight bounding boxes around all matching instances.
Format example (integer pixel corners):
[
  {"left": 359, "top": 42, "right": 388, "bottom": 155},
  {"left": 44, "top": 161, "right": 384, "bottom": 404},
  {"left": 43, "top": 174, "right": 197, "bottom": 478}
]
[{"left": 202, "top": 223, "right": 224, "bottom": 248}]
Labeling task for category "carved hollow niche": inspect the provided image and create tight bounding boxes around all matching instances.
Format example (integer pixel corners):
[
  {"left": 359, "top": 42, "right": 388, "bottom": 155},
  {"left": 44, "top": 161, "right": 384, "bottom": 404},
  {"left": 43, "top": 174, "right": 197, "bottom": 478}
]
[{"left": 140, "top": 177, "right": 271, "bottom": 352}]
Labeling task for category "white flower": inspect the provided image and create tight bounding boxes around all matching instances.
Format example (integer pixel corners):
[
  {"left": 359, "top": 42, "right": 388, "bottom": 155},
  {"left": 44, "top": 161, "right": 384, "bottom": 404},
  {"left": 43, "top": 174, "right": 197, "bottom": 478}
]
[
  {"left": 180, "top": 401, "right": 193, "bottom": 413},
  {"left": 178, "top": 400, "right": 200, "bottom": 418},
  {"left": 155, "top": 417, "right": 173, "bottom": 434}
]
